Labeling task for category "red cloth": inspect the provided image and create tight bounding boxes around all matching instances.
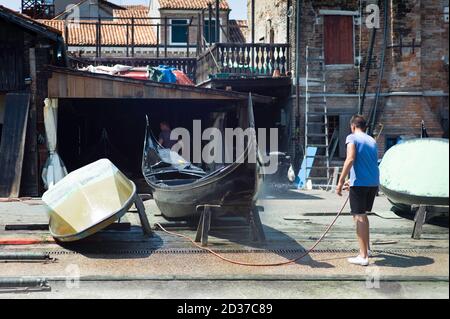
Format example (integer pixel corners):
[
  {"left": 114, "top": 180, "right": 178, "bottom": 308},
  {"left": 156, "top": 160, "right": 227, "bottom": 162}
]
[
  {"left": 172, "top": 70, "right": 195, "bottom": 86},
  {"left": 119, "top": 71, "right": 149, "bottom": 81}
]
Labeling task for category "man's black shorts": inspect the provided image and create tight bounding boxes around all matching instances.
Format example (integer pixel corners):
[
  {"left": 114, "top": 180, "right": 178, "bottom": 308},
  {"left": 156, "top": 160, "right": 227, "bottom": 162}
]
[{"left": 349, "top": 186, "right": 378, "bottom": 215}]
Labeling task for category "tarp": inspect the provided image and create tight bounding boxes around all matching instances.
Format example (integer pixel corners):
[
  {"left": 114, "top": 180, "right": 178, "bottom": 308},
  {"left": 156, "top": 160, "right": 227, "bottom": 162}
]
[
  {"left": 41, "top": 98, "right": 68, "bottom": 189},
  {"left": 149, "top": 65, "right": 177, "bottom": 84},
  {"left": 172, "top": 69, "right": 195, "bottom": 86}
]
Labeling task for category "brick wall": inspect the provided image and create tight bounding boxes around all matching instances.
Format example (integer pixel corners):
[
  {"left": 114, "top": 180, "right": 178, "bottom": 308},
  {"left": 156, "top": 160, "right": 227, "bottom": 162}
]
[{"left": 256, "top": 0, "right": 449, "bottom": 157}]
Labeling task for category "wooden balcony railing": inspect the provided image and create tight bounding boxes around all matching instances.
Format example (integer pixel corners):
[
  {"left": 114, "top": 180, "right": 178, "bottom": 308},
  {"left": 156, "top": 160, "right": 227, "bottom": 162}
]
[
  {"left": 68, "top": 43, "right": 290, "bottom": 84},
  {"left": 197, "top": 43, "right": 290, "bottom": 84}
]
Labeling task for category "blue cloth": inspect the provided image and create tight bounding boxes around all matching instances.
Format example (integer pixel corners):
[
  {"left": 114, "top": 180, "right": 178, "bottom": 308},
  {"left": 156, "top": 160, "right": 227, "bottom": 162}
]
[
  {"left": 149, "top": 65, "right": 177, "bottom": 84},
  {"left": 345, "top": 132, "right": 380, "bottom": 187}
]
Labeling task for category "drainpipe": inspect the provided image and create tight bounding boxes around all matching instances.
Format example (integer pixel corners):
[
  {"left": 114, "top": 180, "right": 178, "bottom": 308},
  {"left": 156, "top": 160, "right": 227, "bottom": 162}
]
[
  {"left": 295, "top": 0, "right": 303, "bottom": 155},
  {"left": 359, "top": 0, "right": 381, "bottom": 115},
  {"left": 368, "top": 0, "right": 389, "bottom": 136}
]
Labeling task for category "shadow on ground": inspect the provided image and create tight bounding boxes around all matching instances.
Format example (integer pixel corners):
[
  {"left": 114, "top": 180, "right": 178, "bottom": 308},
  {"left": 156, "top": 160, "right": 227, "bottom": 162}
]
[
  {"left": 259, "top": 184, "right": 324, "bottom": 201},
  {"left": 373, "top": 252, "right": 435, "bottom": 268},
  {"left": 208, "top": 223, "right": 334, "bottom": 269},
  {"left": 56, "top": 226, "right": 164, "bottom": 259}
]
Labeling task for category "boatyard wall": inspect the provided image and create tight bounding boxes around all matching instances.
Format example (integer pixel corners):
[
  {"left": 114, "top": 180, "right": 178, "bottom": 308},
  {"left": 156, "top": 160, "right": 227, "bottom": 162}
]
[{"left": 253, "top": 0, "right": 449, "bottom": 158}]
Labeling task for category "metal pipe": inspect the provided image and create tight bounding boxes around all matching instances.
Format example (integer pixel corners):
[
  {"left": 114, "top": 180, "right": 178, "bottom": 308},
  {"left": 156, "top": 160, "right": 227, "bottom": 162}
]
[
  {"left": 216, "top": 0, "right": 220, "bottom": 43},
  {"left": 251, "top": 0, "right": 255, "bottom": 73},
  {"left": 368, "top": 0, "right": 389, "bottom": 135},
  {"left": 358, "top": 1, "right": 380, "bottom": 115},
  {"left": 208, "top": 3, "right": 213, "bottom": 45},
  {"left": 295, "top": 0, "right": 303, "bottom": 155}
]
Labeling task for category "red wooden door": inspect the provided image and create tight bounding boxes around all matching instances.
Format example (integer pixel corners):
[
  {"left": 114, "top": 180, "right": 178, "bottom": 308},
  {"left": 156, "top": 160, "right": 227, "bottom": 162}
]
[{"left": 324, "top": 15, "right": 354, "bottom": 65}]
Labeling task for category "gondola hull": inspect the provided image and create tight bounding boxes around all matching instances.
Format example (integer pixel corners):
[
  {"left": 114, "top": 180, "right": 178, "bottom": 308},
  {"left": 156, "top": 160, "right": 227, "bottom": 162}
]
[
  {"left": 147, "top": 159, "right": 262, "bottom": 219},
  {"left": 142, "top": 95, "right": 263, "bottom": 220},
  {"left": 379, "top": 138, "right": 449, "bottom": 207}
]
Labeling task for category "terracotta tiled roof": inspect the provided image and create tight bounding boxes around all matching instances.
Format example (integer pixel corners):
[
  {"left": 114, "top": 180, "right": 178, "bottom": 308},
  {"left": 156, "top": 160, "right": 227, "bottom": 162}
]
[
  {"left": 158, "top": 0, "right": 230, "bottom": 10},
  {"left": 0, "top": 5, "right": 62, "bottom": 36},
  {"left": 39, "top": 19, "right": 156, "bottom": 46},
  {"left": 113, "top": 6, "right": 149, "bottom": 20},
  {"left": 229, "top": 20, "right": 248, "bottom": 43},
  {"left": 121, "top": 5, "right": 150, "bottom": 11}
]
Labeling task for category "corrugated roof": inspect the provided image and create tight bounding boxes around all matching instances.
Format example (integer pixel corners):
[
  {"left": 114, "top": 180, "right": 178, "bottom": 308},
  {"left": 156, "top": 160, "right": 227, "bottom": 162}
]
[{"left": 158, "top": 0, "right": 230, "bottom": 10}]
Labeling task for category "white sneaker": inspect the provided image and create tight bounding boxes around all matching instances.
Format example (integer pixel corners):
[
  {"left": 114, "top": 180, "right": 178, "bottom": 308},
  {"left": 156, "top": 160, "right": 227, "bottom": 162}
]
[{"left": 348, "top": 255, "right": 369, "bottom": 266}]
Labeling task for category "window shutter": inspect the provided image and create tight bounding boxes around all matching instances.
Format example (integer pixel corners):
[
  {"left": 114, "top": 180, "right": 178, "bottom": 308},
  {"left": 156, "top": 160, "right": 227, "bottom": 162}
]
[{"left": 324, "top": 15, "right": 354, "bottom": 65}]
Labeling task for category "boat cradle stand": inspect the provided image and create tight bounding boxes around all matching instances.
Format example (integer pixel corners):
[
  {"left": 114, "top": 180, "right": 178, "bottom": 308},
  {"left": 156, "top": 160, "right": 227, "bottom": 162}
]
[
  {"left": 411, "top": 205, "right": 448, "bottom": 239},
  {"left": 121, "top": 193, "right": 154, "bottom": 237},
  {"left": 195, "top": 205, "right": 266, "bottom": 247}
]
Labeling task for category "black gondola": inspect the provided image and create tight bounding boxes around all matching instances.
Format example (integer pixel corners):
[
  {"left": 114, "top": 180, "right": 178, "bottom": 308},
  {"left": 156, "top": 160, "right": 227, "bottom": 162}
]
[{"left": 141, "top": 95, "right": 263, "bottom": 220}]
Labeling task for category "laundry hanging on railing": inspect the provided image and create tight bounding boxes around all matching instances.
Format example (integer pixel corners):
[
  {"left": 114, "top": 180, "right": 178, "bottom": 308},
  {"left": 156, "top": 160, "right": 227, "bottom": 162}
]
[{"left": 78, "top": 64, "right": 194, "bottom": 85}]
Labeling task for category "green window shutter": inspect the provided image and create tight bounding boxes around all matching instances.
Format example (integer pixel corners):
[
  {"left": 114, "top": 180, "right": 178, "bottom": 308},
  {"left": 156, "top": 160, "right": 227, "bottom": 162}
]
[
  {"left": 204, "top": 20, "right": 218, "bottom": 43},
  {"left": 171, "top": 19, "right": 188, "bottom": 44}
]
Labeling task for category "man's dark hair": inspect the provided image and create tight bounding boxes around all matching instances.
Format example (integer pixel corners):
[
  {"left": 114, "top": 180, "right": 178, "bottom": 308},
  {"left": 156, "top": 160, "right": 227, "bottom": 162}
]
[
  {"left": 350, "top": 115, "right": 367, "bottom": 130},
  {"left": 160, "top": 121, "right": 170, "bottom": 128}
]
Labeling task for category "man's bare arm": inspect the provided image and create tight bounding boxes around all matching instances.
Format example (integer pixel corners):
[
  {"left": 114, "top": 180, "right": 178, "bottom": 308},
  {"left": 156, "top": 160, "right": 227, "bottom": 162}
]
[{"left": 337, "top": 143, "right": 356, "bottom": 196}]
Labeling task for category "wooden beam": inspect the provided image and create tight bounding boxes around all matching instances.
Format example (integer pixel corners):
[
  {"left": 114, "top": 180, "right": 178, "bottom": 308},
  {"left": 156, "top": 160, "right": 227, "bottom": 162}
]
[
  {"left": 0, "top": 93, "right": 31, "bottom": 198},
  {"left": 46, "top": 68, "right": 274, "bottom": 104}
]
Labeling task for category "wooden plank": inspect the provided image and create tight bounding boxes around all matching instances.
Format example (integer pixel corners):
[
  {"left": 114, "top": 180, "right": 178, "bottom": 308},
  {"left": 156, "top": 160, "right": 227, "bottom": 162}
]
[
  {"left": 20, "top": 48, "right": 39, "bottom": 197},
  {"left": 46, "top": 69, "right": 274, "bottom": 103},
  {"left": 0, "top": 93, "right": 31, "bottom": 198}
]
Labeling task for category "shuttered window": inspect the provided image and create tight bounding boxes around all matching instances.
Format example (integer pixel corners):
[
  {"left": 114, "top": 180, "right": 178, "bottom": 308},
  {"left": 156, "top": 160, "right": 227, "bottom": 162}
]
[
  {"left": 324, "top": 15, "right": 354, "bottom": 65},
  {"left": 204, "top": 20, "right": 219, "bottom": 43},
  {"left": 171, "top": 19, "right": 188, "bottom": 44}
]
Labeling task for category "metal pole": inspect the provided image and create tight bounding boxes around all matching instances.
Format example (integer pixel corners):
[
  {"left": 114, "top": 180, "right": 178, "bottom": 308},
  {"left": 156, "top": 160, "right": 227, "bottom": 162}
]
[
  {"left": 208, "top": 3, "right": 213, "bottom": 45},
  {"left": 157, "top": 23, "right": 160, "bottom": 58},
  {"left": 197, "top": 13, "right": 201, "bottom": 55},
  {"left": 164, "top": 17, "right": 168, "bottom": 57},
  {"left": 131, "top": 17, "right": 135, "bottom": 57},
  {"left": 287, "top": 0, "right": 291, "bottom": 71},
  {"left": 98, "top": 17, "right": 102, "bottom": 58},
  {"left": 186, "top": 19, "right": 190, "bottom": 57},
  {"left": 359, "top": 0, "right": 381, "bottom": 115},
  {"left": 295, "top": 0, "right": 302, "bottom": 158},
  {"left": 126, "top": 23, "right": 129, "bottom": 57},
  {"left": 368, "top": 0, "right": 389, "bottom": 136},
  {"left": 251, "top": 0, "right": 255, "bottom": 73},
  {"left": 216, "top": 0, "right": 220, "bottom": 43}
]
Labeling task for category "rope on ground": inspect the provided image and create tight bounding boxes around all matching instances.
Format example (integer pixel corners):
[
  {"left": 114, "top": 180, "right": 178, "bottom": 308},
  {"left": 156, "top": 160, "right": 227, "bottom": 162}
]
[{"left": 155, "top": 196, "right": 349, "bottom": 267}]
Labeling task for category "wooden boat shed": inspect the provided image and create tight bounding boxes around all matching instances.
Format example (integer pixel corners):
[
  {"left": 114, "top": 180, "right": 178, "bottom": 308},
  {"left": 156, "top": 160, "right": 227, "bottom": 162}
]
[
  {"left": 0, "top": 5, "right": 66, "bottom": 198},
  {"left": 46, "top": 67, "right": 274, "bottom": 191}
]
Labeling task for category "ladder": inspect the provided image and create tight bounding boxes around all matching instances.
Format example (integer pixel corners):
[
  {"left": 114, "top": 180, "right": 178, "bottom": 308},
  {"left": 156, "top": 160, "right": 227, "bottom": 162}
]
[{"left": 304, "top": 46, "right": 330, "bottom": 188}]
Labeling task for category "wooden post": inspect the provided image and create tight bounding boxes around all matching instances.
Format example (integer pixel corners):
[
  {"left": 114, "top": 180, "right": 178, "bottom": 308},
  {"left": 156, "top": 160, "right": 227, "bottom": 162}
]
[{"left": 412, "top": 206, "right": 428, "bottom": 239}]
